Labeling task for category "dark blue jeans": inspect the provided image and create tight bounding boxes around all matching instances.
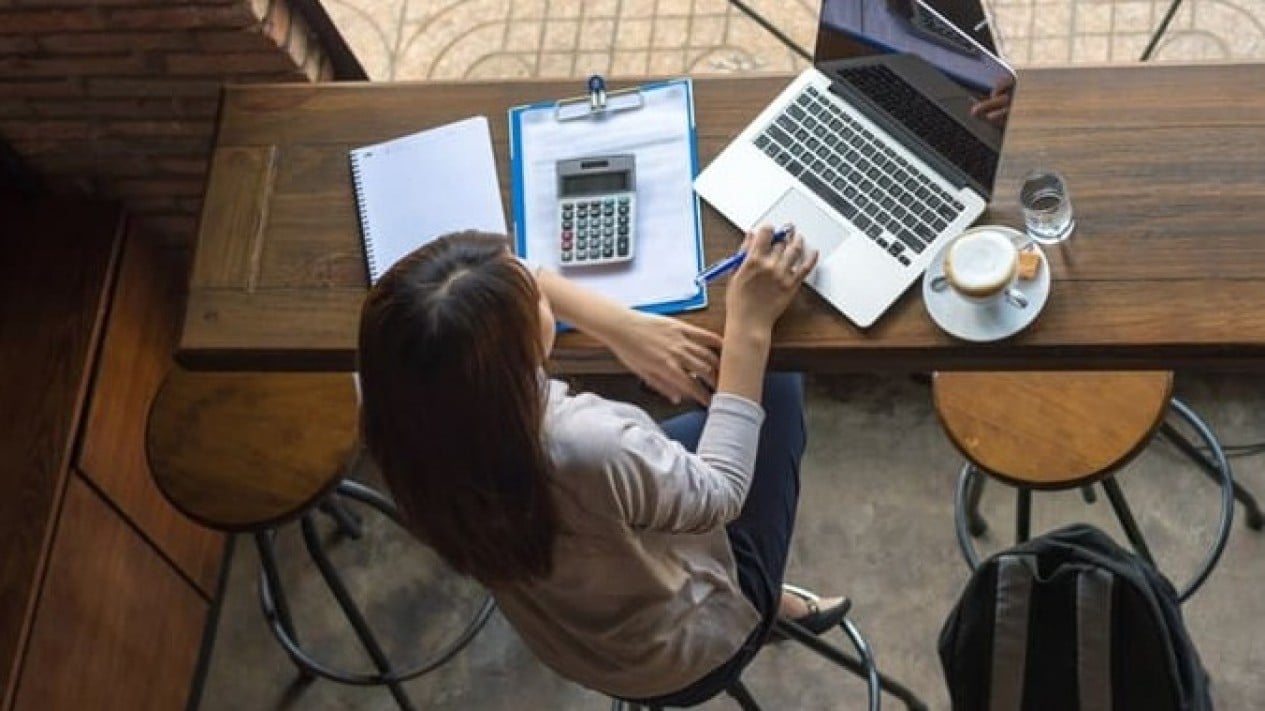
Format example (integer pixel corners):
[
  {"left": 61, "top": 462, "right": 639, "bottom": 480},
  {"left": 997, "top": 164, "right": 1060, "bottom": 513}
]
[{"left": 628, "top": 372, "right": 806, "bottom": 708}]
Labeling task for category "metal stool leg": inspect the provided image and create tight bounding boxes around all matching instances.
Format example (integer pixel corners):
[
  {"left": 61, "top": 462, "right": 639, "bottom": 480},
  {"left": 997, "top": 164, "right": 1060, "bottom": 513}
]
[
  {"left": 954, "top": 464, "right": 984, "bottom": 569},
  {"left": 1080, "top": 485, "right": 1098, "bottom": 504},
  {"left": 300, "top": 513, "right": 416, "bottom": 711},
  {"left": 1157, "top": 398, "right": 1236, "bottom": 602},
  {"left": 1100, "top": 478, "right": 1157, "bottom": 566},
  {"left": 964, "top": 468, "right": 988, "bottom": 536},
  {"left": 725, "top": 679, "right": 761, "bottom": 711},
  {"left": 1015, "top": 488, "right": 1032, "bottom": 543},
  {"left": 318, "top": 497, "right": 364, "bottom": 539},
  {"left": 252, "top": 479, "right": 496, "bottom": 706},
  {"left": 774, "top": 617, "right": 928, "bottom": 711},
  {"left": 255, "top": 530, "right": 315, "bottom": 681}
]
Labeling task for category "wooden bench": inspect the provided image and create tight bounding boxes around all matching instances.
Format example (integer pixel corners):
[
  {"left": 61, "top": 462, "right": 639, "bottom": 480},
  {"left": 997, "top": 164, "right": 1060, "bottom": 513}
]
[{"left": 0, "top": 196, "right": 225, "bottom": 710}]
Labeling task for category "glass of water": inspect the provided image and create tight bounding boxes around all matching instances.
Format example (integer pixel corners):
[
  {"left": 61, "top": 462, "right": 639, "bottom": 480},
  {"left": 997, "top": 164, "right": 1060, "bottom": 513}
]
[{"left": 1019, "top": 170, "right": 1075, "bottom": 244}]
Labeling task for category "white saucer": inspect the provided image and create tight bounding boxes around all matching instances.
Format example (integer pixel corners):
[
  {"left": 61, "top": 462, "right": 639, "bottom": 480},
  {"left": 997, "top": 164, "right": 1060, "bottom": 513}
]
[{"left": 922, "top": 227, "right": 1051, "bottom": 343}]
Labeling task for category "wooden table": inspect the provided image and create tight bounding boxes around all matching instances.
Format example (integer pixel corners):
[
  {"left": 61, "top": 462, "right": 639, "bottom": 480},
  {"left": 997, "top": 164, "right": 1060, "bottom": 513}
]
[{"left": 182, "top": 64, "right": 1265, "bottom": 373}]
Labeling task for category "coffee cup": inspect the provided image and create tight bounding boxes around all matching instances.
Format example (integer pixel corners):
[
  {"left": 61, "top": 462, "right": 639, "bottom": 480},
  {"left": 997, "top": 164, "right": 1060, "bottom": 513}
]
[{"left": 934, "top": 227, "right": 1028, "bottom": 309}]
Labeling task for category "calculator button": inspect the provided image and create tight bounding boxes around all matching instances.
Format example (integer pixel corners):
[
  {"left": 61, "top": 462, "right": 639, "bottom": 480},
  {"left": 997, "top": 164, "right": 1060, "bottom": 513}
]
[
  {"left": 618, "top": 196, "right": 629, "bottom": 205},
  {"left": 603, "top": 248, "right": 614, "bottom": 258},
  {"left": 618, "top": 205, "right": 629, "bottom": 215},
  {"left": 561, "top": 252, "right": 572, "bottom": 263},
  {"left": 602, "top": 205, "right": 614, "bottom": 216},
  {"left": 588, "top": 201, "right": 600, "bottom": 210},
  {"left": 603, "top": 217, "right": 613, "bottom": 227},
  {"left": 617, "top": 226, "right": 628, "bottom": 236},
  {"left": 603, "top": 227, "right": 613, "bottom": 237},
  {"left": 603, "top": 237, "right": 613, "bottom": 247},
  {"left": 563, "top": 219, "right": 572, "bottom": 229},
  {"left": 617, "top": 240, "right": 629, "bottom": 256}
]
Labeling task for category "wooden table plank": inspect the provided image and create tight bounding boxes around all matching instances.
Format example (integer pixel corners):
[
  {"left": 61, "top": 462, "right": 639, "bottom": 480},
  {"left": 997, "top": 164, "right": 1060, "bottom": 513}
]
[
  {"left": 192, "top": 145, "right": 277, "bottom": 289},
  {"left": 183, "top": 64, "right": 1265, "bottom": 372},
  {"left": 181, "top": 278, "right": 1265, "bottom": 372}
]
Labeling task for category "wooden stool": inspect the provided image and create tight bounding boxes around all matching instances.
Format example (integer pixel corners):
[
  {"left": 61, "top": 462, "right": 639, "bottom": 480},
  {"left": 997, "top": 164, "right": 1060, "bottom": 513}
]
[
  {"left": 146, "top": 368, "right": 492, "bottom": 710},
  {"left": 612, "top": 599, "right": 929, "bottom": 711},
  {"left": 933, "top": 371, "right": 1258, "bottom": 602}
]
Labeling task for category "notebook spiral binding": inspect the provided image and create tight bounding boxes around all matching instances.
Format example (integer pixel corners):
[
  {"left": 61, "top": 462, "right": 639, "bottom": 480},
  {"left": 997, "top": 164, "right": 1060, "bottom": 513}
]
[{"left": 349, "top": 151, "right": 379, "bottom": 281}]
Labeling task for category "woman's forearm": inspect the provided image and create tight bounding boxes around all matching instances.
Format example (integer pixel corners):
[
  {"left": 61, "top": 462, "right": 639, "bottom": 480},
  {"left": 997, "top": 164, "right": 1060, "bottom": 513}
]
[
  {"left": 535, "top": 268, "right": 630, "bottom": 342},
  {"left": 715, "top": 321, "right": 770, "bottom": 404}
]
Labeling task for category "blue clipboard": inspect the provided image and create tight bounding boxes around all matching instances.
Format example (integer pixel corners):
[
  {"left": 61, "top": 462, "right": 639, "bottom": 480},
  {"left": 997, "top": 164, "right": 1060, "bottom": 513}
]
[{"left": 507, "top": 77, "right": 707, "bottom": 317}]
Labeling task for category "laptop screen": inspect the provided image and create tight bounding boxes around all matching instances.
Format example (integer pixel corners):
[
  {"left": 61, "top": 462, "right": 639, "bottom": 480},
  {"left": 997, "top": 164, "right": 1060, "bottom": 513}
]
[
  {"left": 816, "top": 0, "right": 1012, "bottom": 95},
  {"left": 814, "top": 0, "right": 1015, "bottom": 194}
]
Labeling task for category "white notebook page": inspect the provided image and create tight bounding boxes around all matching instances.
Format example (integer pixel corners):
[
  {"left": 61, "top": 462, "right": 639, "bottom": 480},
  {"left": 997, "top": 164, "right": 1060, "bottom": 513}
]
[{"left": 350, "top": 116, "right": 506, "bottom": 283}]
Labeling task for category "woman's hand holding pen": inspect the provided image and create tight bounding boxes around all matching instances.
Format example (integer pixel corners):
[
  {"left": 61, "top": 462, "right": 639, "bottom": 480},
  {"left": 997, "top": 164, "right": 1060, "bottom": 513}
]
[
  {"left": 716, "top": 225, "right": 818, "bottom": 403},
  {"left": 726, "top": 225, "right": 819, "bottom": 334}
]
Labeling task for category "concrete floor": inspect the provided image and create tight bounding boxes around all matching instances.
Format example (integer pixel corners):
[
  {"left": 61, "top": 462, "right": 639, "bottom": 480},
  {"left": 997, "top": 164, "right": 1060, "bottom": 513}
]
[{"left": 199, "top": 371, "right": 1265, "bottom": 710}]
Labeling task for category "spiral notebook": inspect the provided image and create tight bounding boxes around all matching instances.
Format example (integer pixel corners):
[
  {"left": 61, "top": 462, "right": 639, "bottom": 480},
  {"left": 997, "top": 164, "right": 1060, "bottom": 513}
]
[{"left": 349, "top": 116, "right": 506, "bottom": 284}]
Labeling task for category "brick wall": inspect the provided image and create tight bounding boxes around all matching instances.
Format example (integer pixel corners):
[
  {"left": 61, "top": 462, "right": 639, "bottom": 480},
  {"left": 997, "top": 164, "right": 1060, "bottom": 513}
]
[{"left": 0, "top": 0, "right": 337, "bottom": 247}]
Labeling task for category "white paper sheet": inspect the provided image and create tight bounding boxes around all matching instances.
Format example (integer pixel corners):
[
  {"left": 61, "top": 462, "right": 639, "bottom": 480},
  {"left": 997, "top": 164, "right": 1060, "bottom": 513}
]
[
  {"left": 350, "top": 116, "right": 507, "bottom": 283},
  {"left": 513, "top": 82, "right": 703, "bottom": 307}
]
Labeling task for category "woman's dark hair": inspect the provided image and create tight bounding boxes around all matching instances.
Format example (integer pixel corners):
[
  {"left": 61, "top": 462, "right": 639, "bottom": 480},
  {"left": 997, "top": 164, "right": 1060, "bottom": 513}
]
[{"left": 358, "top": 231, "right": 556, "bottom": 586}]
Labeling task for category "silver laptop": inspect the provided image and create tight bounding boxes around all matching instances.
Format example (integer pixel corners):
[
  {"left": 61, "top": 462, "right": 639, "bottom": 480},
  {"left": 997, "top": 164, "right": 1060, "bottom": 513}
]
[{"left": 695, "top": 0, "right": 1016, "bottom": 328}]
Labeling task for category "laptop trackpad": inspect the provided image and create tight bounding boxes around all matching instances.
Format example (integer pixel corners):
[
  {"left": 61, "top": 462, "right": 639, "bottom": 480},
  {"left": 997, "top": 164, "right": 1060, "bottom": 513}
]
[{"left": 756, "top": 189, "right": 849, "bottom": 259}]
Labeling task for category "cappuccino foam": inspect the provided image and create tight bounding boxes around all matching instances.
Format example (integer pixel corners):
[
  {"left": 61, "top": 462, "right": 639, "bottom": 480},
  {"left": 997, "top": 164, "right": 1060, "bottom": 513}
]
[{"left": 945, "top": 230, "right": 1017, "bottom": 296}]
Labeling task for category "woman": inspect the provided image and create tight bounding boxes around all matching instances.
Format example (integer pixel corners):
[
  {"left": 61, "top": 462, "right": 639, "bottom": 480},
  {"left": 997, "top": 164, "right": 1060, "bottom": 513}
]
[{"left": 358, "top": 225, "right": 845, "bottom": 705}]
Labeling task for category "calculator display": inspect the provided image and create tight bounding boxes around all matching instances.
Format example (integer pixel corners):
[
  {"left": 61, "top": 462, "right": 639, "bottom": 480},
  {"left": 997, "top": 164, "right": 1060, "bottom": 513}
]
[{"left": 561, "top": 171, "right": 629, "bottom": 196}]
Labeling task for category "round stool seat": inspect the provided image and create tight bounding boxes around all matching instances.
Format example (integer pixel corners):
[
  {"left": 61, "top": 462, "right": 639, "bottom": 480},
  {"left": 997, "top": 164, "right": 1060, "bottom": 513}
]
[
  {"left": 933, "top": 371, "right": 1173, "bottom": 489},
  {"left": 147, "top": 368, "right": 359, "bottom": 532}
]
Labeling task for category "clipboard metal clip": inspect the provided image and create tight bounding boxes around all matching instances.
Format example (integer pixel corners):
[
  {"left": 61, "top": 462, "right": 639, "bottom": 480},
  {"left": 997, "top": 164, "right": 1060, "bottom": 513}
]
[{"left": 555, "top": 75, "right": 645, "bottom": 122}]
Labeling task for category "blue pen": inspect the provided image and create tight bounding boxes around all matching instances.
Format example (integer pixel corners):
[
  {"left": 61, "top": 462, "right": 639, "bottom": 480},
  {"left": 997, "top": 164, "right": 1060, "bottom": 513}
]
[{"left": 695, "top": 224, "right": 794, "bottom": 284}]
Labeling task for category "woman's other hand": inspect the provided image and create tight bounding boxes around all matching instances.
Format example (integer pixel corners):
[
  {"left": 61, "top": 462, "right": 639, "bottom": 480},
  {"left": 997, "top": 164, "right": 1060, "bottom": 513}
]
[{"left": 607, "top": 312, "right": 723, "bottom": 407}]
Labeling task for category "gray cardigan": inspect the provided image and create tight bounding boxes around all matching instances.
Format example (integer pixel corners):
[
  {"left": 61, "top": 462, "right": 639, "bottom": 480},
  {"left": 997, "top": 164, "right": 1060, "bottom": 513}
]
[{"left": 492, "top": 379, "right": 765, "bottom": 699}]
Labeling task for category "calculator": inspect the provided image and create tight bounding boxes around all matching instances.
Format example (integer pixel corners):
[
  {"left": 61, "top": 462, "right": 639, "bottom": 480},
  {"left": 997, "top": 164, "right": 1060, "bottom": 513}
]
[{"left": 555, "top": 155, "right": 636, "bottom": 267}]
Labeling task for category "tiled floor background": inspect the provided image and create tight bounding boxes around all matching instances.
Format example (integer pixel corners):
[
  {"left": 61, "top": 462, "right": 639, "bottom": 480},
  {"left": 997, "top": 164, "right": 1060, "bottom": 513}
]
[{"left": 323, "top": 0, "right": 1265, "bottom": 81}]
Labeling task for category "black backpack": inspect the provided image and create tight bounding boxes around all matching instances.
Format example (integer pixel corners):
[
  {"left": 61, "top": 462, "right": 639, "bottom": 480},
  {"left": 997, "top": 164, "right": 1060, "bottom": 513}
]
[{"left": 939, "top": 523, "right": 1213, "bottom": 711}]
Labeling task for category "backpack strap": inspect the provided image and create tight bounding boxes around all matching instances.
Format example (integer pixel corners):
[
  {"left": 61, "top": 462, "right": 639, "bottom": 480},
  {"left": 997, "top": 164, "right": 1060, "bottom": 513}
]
[
  {"left": 990, "top": 555, "right": 1117, "bottom": 711},
  {"left": 989, "top": 555, "right": 1034, "bottom": 711},
  {"left": 1077, "top": 568, "right": 1114, "bottom": 711}
]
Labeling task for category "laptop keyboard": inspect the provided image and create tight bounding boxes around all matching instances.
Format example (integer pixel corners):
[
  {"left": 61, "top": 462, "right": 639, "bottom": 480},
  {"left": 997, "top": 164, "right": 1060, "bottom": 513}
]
[
  {"left": 834, "top": 63, "right": 995, "bottom": 189},
  {"left": 754, "top": 85, "right": 965, "bottom": 266}
]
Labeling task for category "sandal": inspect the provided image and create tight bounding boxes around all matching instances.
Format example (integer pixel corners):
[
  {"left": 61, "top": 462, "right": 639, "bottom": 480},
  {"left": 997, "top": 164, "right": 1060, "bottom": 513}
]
[{"left": 768, "top": 583, "right": 851, "bottom": 643}]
